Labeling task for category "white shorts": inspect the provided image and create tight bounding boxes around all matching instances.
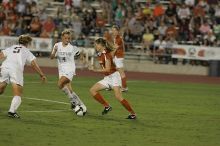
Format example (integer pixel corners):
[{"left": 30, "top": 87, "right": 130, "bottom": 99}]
[
  {"left": 113, "top": 56, "right": 124, "bottom": 68},
  {"left": 58, "top": 67, "right": 75, "bottom": 81},
  {"left": 98, "top": 71, "right": 122, "bottom": 89},
  {"left": 0, "top": 67, "right": 24, "bottom": 86}
]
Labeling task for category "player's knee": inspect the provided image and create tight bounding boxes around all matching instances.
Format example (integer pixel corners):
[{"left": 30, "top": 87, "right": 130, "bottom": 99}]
[
  {"left": 89, "top": 87, "right": 96, "bottom": 96},
  {"left": 89, "top": 87, "right": 93, "bottom": 94},
  {"left": 57, "top": 82, "right": 63, "bottom": 89}
]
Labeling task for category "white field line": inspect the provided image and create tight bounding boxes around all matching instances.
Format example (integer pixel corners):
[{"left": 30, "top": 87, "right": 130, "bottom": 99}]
[
  {"left": 24, "top": 80, "right": 139, "bottom": 84},
  {"left": 23, "top": 96, "right": 69, "bottom": 105},
  {"left": 1, "top": 96, "right": 70, "bottom": 113},
  {"left": 20, "top": 109, "right": 71, "bottom": 113},
  {"left": 24, "top": 81, "right": 56, "bottom": 84},
  {"left": 2, "top": 96, "right": 69, "bottom": 105}
]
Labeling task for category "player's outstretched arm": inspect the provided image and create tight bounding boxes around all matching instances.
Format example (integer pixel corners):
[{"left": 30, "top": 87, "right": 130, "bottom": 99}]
[{"left": 31, "top": 59, "right": 47, "bottom": 83}]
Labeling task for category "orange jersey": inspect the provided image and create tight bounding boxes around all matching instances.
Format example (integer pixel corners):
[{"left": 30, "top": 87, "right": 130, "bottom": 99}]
[
  {"left": 98, "top": 50, "right": 117, "bottom": 76},
  {"left": 114, "top": 35, "right": 124, "bottom": 58}
]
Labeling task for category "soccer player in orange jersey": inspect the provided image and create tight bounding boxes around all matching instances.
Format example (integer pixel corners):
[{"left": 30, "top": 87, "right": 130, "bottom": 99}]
[
  {"left": 89, "top": 38, "right": 136, "bottom": 119},
  {"left": 111, "top": 25, "right": 128, "bottom": 92}
]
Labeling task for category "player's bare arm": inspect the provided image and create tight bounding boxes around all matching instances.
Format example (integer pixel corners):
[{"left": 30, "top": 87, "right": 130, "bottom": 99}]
[
  {"left": 50, "top": 45, "right": 58, "bottom": 59},
  {"left": 93, "top": 59, "right": 111, "bottom": 73},
  {"left": 31, "top": 59, "right": 47, "bottom": 83},
  {"left": 0, "top": 52, "right": 5, "bottom": 60}
]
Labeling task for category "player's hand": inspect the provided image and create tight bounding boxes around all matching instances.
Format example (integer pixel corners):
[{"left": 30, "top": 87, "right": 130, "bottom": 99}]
[
  {"left": 40, "top": 75, "right": 47, "bottom": 83},
  {"left": 54, "top": 45, "right": 58, "bottom": 51}
]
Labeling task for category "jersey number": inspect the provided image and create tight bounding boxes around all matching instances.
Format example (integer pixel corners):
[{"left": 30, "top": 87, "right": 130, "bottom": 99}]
[
  {"left": 62, "top": 57, "right": 66, "bottom": 62},
  {"left": 13, "top": 47, "right": 21, "bottom": 53}
]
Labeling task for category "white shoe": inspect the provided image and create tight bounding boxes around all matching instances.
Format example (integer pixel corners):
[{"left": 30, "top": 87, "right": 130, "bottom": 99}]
[
  {"left": 121, "top": 87, "right": 128, "bottom": 92},
  {"left": 105, "top": 88, "right": 112, "bottom": 91}
]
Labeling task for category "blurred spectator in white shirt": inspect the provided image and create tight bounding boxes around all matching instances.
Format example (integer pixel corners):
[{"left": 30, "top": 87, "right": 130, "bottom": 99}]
[
  {"left": 16, "top": 1, "right": 26, "bottom": 15},
  {"left": 158, "top": 21, "right": 168, "bottom": 37},
  {"left": 73, "top": 0, "right": 81, "bottom": 8},
  {"left": 30, "top": 1, "right": 39, "bottom": 16},
  {"left": 185, "top": 0, "right": 195, "bottom": 7},
  {"left": 152, "top": 35, "right": 167, "bottom": 63},
  {"left": 177, "top": 4, "right": 191, "bottom": 20}
]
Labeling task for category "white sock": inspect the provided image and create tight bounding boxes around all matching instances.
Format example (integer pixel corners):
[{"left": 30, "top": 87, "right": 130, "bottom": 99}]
[
  {"left": 72, "top": 91, "right": 84, "bottom": 105},
  {"left": 62, "top": 86, "right": 72, "bottom": 99},
  {"left": 62, "top": 86, "right": 78, "bottom": 104},
  {"left": 9, "top": 96, "right": 22, "bottom": 113}
]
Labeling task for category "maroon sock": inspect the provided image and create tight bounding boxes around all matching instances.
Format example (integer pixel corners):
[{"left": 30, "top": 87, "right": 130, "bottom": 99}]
[
  {"left": 120, "top": 99, "right": 135, "bottom": 114},
  {"left": 93, "top": 93, "right": 109, "bottom": 107}
]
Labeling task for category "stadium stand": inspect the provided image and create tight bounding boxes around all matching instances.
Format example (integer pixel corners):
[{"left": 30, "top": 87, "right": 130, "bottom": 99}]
[{"left": 0, "top": 0, "right": 220, "bottom": 68}]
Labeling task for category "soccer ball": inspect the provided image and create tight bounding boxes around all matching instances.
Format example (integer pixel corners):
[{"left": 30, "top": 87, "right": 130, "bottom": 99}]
[
  {"left": 74, "top": 105, "right": 86, "bottom": 116},
  {"left": 80, "top": 104, "right": 87, "bottom": 114}
]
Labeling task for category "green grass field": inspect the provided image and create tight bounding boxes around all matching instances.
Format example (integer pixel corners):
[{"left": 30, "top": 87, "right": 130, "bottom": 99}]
[{"left": 0, "top": 74, "right": 220, "bottom": 146}]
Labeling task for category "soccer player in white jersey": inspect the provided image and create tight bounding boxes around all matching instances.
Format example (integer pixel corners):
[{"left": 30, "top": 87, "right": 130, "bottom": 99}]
[
  {"left": 50, "top": 30, "right": 86, "bottom": 112},
  {"left": 0, "top": 34, "right": 46, "bottom": 118}
]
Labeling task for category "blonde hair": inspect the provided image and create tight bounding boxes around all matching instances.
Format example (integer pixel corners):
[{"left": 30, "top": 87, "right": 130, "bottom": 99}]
[
  {"left": 61, "top": 29, "right": 71, "bottom": 35},
  {"left": 18, "top": 34, "right": 32, "bottom": 45},
  {"left": 61, "top": 29, "right": 75, "bottom": 39},
  {"left": 112, "top": 25, "right": 120, "bottom": 31}
]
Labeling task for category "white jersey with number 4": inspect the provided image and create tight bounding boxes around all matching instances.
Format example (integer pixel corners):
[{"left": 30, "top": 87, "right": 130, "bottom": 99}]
[{"left": 54, "top": 42, "right": 79, "bottom": 79}]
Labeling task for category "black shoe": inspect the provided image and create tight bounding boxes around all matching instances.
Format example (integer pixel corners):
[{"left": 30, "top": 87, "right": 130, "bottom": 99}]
[
  {"left": 71, "top": 102, "right": 76, "bottom": 110},
  {"left": 8, "top": 112, "right": 20, "bottom": 118},
  {"left": 102, "top": 106, "right": 112, "bottom": 115},
  {"left": 126, "top": 114, "right": 136, "bottom": 119}
]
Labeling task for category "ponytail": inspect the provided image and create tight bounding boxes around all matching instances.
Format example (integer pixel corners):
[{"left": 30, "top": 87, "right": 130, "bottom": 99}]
[
  {"left": 95, "top": 38, "right": 115, "bottom": 52},
  {"left": 105, "top": 40, "right": 115, "bottom": 52}
]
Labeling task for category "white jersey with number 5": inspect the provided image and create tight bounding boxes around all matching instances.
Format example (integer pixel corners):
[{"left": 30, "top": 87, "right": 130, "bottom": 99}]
[
  {"left": 0, "top": 44, "right": 36, "bottom": 86},
  {"left": 1, "top": 45, "right": 36, "bottom": 71},
  {"left": 54, "top": 42, "right": 79, "bottom": 80}
]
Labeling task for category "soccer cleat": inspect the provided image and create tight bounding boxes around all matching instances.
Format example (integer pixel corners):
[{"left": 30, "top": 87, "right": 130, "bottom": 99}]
[
  {"left": 126, "top": 114, "right": 136, "bottom": 120},
  {"left": 8, "top": 112, "right": 20, "bottom": 118},
  {"left": 105, "top": 88, "right": 112, "bottom": 91},
  {"left": 102, "top": 106, "right": 112, "bottom": 115},
  {"left": 121, "top": 87, "right": 128, "bottom": 92},
  {"left": 71, "top": 102, "right": 76, "bottom": 110}
]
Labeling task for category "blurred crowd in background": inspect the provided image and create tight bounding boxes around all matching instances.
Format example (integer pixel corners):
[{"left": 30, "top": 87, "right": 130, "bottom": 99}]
[{"left": 0, "top": 0, "right": 220, "bottom": 65}]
